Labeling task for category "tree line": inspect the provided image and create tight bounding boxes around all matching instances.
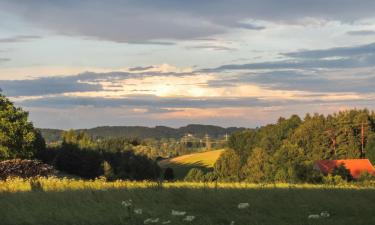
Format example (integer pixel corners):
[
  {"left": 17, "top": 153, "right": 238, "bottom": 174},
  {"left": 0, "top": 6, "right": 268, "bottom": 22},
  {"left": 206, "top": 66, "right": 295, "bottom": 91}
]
[
  {"left": 0, "top": 94, "right": 160, "bottom": 180},
  {"left": 204, "top": 110, "right": 375, "bottom": 183}
]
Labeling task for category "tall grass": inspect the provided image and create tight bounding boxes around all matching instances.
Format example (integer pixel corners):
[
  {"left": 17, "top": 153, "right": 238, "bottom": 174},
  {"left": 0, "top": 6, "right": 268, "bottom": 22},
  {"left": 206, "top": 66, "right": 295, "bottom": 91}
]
[{"left": 1, "top": 177, "right": 375, "bottom": 193}]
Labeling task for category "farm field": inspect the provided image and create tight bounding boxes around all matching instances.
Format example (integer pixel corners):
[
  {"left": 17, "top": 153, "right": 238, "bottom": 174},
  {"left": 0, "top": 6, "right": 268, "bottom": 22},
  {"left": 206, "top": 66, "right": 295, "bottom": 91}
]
[
  {"left": 1, "top": 178, "right": 375, "bottom": 225},
  {"left": 158, "top": 149, "right": 225, "bottom": 179}
]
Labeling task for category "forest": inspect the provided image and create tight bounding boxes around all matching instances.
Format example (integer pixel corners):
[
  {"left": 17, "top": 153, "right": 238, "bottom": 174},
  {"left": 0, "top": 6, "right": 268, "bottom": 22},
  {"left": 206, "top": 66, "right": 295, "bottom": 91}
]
[{"left": 211, "top": 110, "right": 375, "bottom": 183}]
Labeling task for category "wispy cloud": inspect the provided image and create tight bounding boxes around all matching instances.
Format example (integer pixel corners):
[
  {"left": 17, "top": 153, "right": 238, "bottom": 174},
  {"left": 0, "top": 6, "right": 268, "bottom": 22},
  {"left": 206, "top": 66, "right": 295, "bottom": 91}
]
[
  {"left": 0, "top": 57, "right": 10, "bottom": 64},
  {"left": 282, "top": 42, "right": 375, "bottom": 59},
  {"left": 347, "top": 30, "right": 375, "bottom": 36},
  {"left": 186, "top": 45, "right": 237, "bottom": 51},
  {"left": 0, "top": 35, "right": 42, "bottom": 43},
  {"left": 207, "top": 42, "right": 375, "bottom": 71}
]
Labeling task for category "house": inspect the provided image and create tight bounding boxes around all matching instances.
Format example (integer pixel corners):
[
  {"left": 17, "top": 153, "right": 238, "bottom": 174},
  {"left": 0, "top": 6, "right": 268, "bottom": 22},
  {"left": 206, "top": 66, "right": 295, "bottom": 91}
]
[{"left": 314, "top": 159, "right": 375, "bottom": 179}]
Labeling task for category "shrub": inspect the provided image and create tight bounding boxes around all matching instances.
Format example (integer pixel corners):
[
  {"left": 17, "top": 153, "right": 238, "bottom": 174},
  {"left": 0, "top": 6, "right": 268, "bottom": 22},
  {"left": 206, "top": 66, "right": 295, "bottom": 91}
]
[
  {"left": 100, "top": 160, "right": 114, "bottom": 180},
  {"left": 323, "top": 174, "right": 347, "bottom": 185},
  {"left": 332, "top": 163, "right": 353, "bottom": 182},
  {"left": 203, "top": 172, "right": 217, "bottom": 182},
  {"left": 358, "top": 171, "right": 375, "bottom": 182},
  {"left": 163, "top": 167, "right": 175, "bottom": 181},
  {"left": 184, "top": 168, "right": 205, "bottom": 182}
]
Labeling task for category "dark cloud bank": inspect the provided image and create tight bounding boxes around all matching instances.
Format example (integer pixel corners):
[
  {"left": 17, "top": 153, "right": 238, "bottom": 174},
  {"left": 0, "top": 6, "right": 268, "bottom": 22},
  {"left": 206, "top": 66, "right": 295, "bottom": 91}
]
[{"left": 1, "top": 0, "right": 375, "bottom": 43}]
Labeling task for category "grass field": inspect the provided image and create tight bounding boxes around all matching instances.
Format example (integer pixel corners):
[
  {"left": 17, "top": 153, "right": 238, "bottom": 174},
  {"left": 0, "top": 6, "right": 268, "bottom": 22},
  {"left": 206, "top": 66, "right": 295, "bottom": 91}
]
[
  {"left": 1, "top": 178, "right": 375, "bottom": 225},
  {"left": 158, "top": 149, "right": 225, "bottom": 179}
]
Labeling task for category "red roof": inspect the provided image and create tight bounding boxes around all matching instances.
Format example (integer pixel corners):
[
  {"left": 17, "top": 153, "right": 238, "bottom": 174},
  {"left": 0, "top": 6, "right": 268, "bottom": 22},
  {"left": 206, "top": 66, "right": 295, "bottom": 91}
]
[{"left": 314, "top": 159, "right": 375, "bottom": 179}]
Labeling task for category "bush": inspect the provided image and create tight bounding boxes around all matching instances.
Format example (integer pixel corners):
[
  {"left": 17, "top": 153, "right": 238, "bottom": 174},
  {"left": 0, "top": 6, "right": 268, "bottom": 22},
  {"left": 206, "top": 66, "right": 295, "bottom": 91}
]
[
  {"left": 184, "top": 168, "right": 205, "bottom": 182},
  {"left": 323, "top": 174, "right": 347, "bottom": 185},
  {"left": 163, "top": 167, "right": 175, "bottom": 181},
  {"left": 203, "top": 172, "right": 217, "bottom": 182},
  {"left": 0, "top": 159, "right": 54, "bottom": 180},
  {"left": 332, "top": 163, "right": 353, "bottom": 182},
  {"left": 358, "top": 171, "right": 375, "bottom": 182}
]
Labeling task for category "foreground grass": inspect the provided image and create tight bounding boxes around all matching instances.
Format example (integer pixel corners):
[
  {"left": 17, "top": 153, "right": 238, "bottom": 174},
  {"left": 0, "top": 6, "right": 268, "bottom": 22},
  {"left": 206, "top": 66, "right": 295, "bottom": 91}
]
[{"left": 1, "top": 178, "right": 375, "bottom": 225}]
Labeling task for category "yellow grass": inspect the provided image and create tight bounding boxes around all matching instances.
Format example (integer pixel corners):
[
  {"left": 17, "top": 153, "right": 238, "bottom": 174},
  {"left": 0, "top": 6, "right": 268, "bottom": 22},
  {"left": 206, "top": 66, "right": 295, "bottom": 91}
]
[
  {"left": 159, "top": 149, "right": 225, "bottom": 168},
  {"left": 1, "top": 177, "right": 375, "bottom": 193},
  {"left": 158, "top": 149, "right": 225, "bottom": 179}
]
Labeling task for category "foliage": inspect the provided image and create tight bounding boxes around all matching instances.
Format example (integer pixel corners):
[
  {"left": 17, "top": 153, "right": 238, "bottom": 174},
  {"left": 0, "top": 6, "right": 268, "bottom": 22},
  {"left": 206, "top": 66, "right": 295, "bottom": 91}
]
[
  {"left": 242, "top": 147, "right": 272, "bottom": 183},
  {"left": 323, "top": 174, "right": 347, "bottom": 186},
  {"left": 39, "top": 131, "right": 161, "bottom": 180},
  {"left": 223, "top": 109, "right": 375, "bottom": 183},
  {"left": 203, "top": 172, "right": 217, "bottom": 182},
  {"left": 100, "top": 160, "right": 114, "bottom": 180},
  {"left": 0, "top": 94, "right": 45, "bottom": 159},
  {"left": 214, "top": 149, "right": 241, "bottom": 181},
  {"left": 331, "top": 164, "right": 353, "bottom": 182},
  {"left": 366, "top": 133, "right": 375, "bottom": 164},
  {"left": 163, "top": 167, "right": 175, "bottom": 181},
  {"left": 358, "top": 171, "right": 375, "bottom": 182},
  {"left": 184, "top": 168, "right": 205, "bottom": 182}
]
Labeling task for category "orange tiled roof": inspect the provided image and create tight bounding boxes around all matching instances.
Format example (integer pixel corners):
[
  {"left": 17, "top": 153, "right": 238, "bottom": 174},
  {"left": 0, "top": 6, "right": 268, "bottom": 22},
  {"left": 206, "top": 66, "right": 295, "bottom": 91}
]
[{"left": 314, "top": 159, "right": 375, "bottom": 179}]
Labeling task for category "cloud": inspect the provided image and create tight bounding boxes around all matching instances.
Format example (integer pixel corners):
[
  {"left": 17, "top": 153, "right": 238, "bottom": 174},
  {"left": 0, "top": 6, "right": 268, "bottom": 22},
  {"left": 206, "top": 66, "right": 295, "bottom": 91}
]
[
  {"left": 347, "top": 30, "right": 375, "bottom": 36},
  {"left": 0, "top": 73, "right": 103, "bottom": 96},
  {"left": 0, "top": 68, "right": 197, "bottom": 97},
  {"left": 128, "top": 66, "right": 155, "bottom": 72},
  {"left": 208, "top": 69, "right": 375, "bottom": 94},
  {"left": 1, "top": 0, "right": 375, "bottom": 43},
  {"left": 283, "top": 42, "right": 375, "bottom": 59},
  {"left": 208, "top": 57, "right": 375, "bottom": 71},
  {"left": 0, "top": 35, "right": 42, "bottom": 43},
  {"left": 18, "top": 95, "right": 269, "bottom": 109},
  {"left": 208, "top": 42, "right": 375, "bottom": 71},
  {"left": 234, "top": 22, "right": 265, "bottom": 30},
  {"left": 186, "top": 45, "right": 237, "bottom": 51},
  {"left": 0, "top": 58, "right": 10, "bottom": 63}
]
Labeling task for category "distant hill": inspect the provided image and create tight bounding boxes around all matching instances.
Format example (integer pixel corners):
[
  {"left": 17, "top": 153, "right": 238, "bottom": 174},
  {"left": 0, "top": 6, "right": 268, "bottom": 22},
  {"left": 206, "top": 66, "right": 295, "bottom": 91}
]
[
  {"left": 39, "top": 124, "right": 246, "bottom": 143},
  {"left": 38, "top": 129, "right": 64, "bottom": 143},
  {"left": 158, "top": 149, "right": 225, "bottom": 179}
]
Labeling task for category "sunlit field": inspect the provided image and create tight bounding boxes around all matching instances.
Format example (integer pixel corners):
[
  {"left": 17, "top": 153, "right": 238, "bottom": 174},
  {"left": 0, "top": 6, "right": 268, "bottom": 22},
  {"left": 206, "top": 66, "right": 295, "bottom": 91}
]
[
  {"left": 159, "top": 149, "right": 225, "bottom": 179},
  {"left": 1, "top": 178, "right": 375, "bottom": 225}
]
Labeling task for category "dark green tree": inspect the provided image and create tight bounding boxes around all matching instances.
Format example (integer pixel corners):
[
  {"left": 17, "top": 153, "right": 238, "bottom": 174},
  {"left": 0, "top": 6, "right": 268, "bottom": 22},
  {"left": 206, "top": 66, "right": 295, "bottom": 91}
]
[
  {"left": 213, "top": 149, "right": 241, "bottom": 181},
  {"left": 242, "top": 147, "right": 272, "bottom": 183},
  {"left": 0, "top": 94, "right": 45, "bottom": 159},
  {"left": 366, "top": 133, "right": 375, "bottom": 164},
  {"left": 332, "top": 163, "right": 353, "bottom": 181}
]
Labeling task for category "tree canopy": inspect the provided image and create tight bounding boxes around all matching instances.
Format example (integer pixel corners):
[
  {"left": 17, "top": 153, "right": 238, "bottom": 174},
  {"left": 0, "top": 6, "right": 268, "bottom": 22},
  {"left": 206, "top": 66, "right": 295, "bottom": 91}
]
[
  {"left": 0, "top": 94, "right": 45, "bottom": 159},
  {"left": 215, "top": 110, "right": 375, "bottom": 183}
]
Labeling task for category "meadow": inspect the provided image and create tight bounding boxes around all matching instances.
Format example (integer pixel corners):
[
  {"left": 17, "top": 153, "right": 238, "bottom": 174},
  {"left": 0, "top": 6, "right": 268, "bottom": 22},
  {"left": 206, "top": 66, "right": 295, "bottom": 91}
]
[
  {"left": 1, "top": 178, "right": 375, "bottom": 225},
  {"left": 159, "top": 149, "right": 224, "bottom": 179}
]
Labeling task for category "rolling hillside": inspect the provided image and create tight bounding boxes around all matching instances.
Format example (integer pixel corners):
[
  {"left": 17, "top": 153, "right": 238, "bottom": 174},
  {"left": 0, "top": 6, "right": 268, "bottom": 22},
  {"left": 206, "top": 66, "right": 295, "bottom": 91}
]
[
  {"left": 159, "top": 149, "right": 225, "bottom": 179},
  {"left": 40, "top": 125, "right": 245, "bottom": 143}
]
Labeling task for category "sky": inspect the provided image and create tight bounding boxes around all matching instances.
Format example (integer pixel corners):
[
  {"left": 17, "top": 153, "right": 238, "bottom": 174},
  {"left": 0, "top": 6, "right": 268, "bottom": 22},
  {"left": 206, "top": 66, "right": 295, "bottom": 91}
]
[{"left": 0, "top": 0, "right": 375, "bottom": 129}]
